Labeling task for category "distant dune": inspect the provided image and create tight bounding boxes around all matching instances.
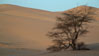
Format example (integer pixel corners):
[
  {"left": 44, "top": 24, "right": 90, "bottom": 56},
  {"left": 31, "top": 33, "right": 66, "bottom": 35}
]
[{"left": 0, "top": 4, "right": 99, "bottom": 50}]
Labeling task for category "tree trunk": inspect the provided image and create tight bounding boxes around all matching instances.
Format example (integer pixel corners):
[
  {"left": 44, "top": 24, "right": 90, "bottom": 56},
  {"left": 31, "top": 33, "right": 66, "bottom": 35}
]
[
  {"left": 71, "top": 31, "right": 79, "bottom": 50},
  {"left": 72, "top": 40, "right": 77, "bottom": 50}
]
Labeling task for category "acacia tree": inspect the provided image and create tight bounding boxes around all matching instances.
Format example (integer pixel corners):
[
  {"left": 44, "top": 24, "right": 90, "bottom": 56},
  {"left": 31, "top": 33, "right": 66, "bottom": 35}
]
[{"left": 47, "top": 6, "right": 95, "bottom": 51}]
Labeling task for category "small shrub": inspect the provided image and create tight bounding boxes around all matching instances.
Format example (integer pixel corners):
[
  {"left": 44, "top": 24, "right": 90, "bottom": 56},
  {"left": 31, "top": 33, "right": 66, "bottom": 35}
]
[{"left": 76, "top": 42, "right": 90, "bottom": 50}]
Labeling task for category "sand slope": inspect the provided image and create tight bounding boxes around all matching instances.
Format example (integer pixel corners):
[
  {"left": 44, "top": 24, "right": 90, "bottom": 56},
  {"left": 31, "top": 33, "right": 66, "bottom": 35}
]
[{"left": 0, "top": 4, "right": 99, "bottom": 50}]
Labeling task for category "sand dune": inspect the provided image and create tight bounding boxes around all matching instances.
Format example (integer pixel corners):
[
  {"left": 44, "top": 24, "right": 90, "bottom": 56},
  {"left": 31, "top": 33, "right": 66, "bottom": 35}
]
[
  {"left": 0, "top": 4, "right": 61, "bottom": 50},
  {"left": 0, "top": 4, "right": 99, "bottom": 51}
]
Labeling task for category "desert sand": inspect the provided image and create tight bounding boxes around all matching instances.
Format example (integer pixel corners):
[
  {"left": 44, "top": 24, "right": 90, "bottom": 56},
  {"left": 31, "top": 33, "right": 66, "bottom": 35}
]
[{"left": 0, "top": 4, "right": 99, "bottom": 56}]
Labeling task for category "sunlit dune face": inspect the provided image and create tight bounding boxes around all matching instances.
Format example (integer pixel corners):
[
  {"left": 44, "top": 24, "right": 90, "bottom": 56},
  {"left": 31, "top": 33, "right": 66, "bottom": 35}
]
[{"left": 0, "top": 12, "right": 55, "bottom": 50}]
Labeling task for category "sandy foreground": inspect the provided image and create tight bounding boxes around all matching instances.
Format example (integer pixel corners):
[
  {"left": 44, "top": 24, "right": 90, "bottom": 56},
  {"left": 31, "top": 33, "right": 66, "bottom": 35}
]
[
  {"left": 41, "top": 51, "right": 99, "bottom": 56},
  {"left": 0, "top": 47, "right": 99, "bottom": 56}
]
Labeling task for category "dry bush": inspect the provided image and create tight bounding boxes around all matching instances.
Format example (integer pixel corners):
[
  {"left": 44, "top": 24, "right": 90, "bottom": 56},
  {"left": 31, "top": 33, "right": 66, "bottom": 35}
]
[{"left": 76, "top": 42, "right": 90, "bottom": 50}]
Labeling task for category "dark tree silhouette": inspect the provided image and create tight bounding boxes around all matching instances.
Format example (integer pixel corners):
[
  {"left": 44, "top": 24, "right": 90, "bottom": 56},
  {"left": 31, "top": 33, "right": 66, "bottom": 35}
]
[{"left": 47, "top": 6, "right": 95, "bottom": 51}]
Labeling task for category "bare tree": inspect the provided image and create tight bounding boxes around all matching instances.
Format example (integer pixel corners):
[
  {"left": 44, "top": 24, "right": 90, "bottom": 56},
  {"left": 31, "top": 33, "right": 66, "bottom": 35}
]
[{"left": 47, "top": 6, "right": 95, "bottom": 51}]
